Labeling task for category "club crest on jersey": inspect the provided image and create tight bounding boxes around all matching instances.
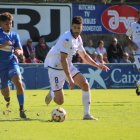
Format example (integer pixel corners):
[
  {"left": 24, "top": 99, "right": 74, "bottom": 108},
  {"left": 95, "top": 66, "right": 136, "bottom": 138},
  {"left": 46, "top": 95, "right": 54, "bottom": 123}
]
[{"left": 63, "top": 39, "right": 69, "bottom": 48}]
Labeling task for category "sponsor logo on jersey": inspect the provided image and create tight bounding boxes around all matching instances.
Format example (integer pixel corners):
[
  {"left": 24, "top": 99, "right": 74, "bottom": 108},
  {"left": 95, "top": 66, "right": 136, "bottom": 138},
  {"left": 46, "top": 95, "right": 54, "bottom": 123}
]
[{"left": 63, "top": 39, "right": 69, "bottom": 48}]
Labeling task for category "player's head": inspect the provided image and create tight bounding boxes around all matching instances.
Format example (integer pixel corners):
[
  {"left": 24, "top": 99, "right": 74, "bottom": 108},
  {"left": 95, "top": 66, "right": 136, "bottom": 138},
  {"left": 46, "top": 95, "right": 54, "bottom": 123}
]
[
  {"left": 0, "top": 12, "right": 13, "bottom": 33},
  {"left": 71, "top": 16, "right": 83, "bottom": 38}
]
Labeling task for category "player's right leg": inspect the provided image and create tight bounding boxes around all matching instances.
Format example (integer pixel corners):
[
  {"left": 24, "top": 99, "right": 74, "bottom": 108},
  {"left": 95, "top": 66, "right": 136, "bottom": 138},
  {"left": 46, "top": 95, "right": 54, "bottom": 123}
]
[
  {"left": 134, "top": 55, "right": 140, "bottom": 95},
  {"left": 0, "top": 69, "right": 11, "bottom": 108},
  {"left": 45, "top": 68, "right": 65, "bottom": 105},
  {"left": 1, "top": 86, "right": 10, "bottom": 108}
]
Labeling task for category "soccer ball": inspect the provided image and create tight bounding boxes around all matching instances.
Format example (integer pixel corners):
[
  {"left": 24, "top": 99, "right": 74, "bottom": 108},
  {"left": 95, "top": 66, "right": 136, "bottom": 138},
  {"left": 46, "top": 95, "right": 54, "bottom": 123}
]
[{"left": 51, "top": 107, "right": 66, "bottom": 122}]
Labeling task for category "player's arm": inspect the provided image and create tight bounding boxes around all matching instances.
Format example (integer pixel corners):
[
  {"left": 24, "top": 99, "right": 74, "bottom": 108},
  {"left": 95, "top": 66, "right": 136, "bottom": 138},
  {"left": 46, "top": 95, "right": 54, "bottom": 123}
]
[
  {"left": 60, "top": 52, "right": 75, "bottom": 89},
  {"left": 126, "top": 25, "right": 138, "bottom": 51},
  {"left": 0, "top": 41, "right": 13, "bottom": 48},
  {"left": 126, "top": 35, "right": 138, "bottom": 51},
  {"left": 78, "top": 51, "right": 109, "bottom": 71},
  {"left": 14, "top": 34, "right": 24, "bottom": 56}
]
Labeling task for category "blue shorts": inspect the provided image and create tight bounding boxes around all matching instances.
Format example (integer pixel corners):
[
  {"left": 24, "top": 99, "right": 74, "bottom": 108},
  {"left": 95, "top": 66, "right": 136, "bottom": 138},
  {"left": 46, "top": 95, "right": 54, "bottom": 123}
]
[{"left": 0, "top": 64, "right": 21, "bottom": 89}]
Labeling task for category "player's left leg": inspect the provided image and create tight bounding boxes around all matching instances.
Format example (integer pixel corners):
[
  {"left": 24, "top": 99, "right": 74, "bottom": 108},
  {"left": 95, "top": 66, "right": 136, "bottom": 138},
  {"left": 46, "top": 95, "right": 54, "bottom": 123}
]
[
  {"left": 11, "top": 75, "right": 26, "bottom": 118},
  {"left": 73, "top": 72, "right": 97, "bottom": 120},
  {"left": 9, "top": 63, "right": 26, "bottom": 119},
  {"left": 45, "top": 90, "right": 52, "bottom": 105},
  {"left": 136, "top": 81, "right": 140, "bottom": 96}
]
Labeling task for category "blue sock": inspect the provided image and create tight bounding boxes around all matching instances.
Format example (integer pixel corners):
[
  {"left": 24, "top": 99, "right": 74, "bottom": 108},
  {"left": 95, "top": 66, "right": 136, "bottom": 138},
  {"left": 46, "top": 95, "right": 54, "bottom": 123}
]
[{"left": 17, "top": 94, "right": 24, "bottom": 111}]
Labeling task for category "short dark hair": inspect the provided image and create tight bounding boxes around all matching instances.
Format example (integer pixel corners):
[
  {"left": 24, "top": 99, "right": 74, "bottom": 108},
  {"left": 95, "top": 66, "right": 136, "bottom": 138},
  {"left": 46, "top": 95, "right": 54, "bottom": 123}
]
[
  {"left": 98, "top": 40, "right": 104, "bottom": 45},
  {"left": 72, "top": 16, "right": 83, "bottom": 24},
  {"left": 0, "top": 12, "right": 13, "bottom": 22}
]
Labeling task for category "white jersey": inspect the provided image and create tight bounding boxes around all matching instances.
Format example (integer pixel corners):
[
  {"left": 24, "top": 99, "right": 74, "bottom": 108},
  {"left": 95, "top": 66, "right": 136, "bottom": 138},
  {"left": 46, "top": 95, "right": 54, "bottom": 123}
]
[
  {"left": 126, "top": 22, "right": 140, "bottom": 54},
  {"left": 44, "top": 31, "right": 85, "bottom": 70}
]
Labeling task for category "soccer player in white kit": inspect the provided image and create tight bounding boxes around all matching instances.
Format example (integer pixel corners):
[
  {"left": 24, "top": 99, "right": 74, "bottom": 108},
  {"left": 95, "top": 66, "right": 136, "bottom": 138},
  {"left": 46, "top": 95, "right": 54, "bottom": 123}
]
[
  {"left": 44, "top": 16, "right": 110, "bottom": 120},
  {"left": 126, "top": 10, "right": 140, "bottom": 95}
]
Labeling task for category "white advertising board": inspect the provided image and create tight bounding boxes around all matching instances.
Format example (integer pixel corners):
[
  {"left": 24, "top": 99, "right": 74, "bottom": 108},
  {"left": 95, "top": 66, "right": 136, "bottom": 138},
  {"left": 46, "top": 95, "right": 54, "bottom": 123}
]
[{"left": 0, "top": 3, "right": 72, "bottom": 46}]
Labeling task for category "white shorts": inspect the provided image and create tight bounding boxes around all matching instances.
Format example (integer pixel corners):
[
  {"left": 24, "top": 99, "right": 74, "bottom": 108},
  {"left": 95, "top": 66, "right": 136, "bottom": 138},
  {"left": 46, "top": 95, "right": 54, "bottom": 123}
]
[
  {"left": 134, "top": 55, "right": 140, "bottom": 70},
  {"left": 48, "top": 65, "right": 80, "bottom": 91}
]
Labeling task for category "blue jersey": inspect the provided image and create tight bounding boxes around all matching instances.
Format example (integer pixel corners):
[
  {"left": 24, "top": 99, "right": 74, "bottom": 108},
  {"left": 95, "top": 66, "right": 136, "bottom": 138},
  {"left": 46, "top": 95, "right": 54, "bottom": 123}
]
[
  {"left": 0, "top": 28, "right": 22, "bottom": 89},
  {"left": 0, "top": 28, "right": 22, "bottom": 70}
]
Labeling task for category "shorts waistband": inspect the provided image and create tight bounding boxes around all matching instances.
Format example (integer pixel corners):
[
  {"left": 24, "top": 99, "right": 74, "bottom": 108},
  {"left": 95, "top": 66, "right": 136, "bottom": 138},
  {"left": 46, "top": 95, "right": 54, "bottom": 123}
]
[{"left": 48, "top": 66, "right": 63, "bottom": 70}]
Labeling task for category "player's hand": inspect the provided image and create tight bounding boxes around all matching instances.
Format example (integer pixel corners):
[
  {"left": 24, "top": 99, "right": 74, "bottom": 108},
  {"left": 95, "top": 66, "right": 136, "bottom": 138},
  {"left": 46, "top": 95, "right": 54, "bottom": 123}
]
[
  {"left": 98, "top": 64, "right": 110, "bottom": 72},
  {"left": 14, "top": 49, "right": 23, "bottom": 56}
]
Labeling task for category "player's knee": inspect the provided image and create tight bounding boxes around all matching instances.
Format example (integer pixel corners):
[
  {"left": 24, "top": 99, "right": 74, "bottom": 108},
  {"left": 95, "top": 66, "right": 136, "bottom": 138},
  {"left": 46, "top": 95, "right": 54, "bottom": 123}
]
[
  {"left": 16, "top": 80, "right": 22, "bottom": 87},
  {"left": 14, "top": 80, "right": 24, "bottom": 91},
  {"left": 12, "top": 76, "right": 23, "bottom": 88},
  {"left": 57, "top": 99, "right": 64, "bottom": 105},
  {"left": 81, "top": 82, "right": 90, "bottom": 91}
]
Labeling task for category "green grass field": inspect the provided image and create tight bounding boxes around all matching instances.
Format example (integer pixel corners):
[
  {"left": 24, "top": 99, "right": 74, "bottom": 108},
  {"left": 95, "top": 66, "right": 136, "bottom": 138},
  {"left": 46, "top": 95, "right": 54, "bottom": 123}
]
[{"left": 0, "top": 89, "right": 140, "bottom": 140}]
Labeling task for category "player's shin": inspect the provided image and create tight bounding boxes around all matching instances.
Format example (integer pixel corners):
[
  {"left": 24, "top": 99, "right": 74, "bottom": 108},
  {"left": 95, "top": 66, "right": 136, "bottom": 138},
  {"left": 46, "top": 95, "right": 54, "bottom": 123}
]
[
  {"left": 17, "top": 93, "right": 24, "bottom": 111},
  {"left": 82, "top": 91, "right": 91, "bottom": 116},
  {"left": 45, "top": 90, "right": 54, "bottom": 105},
  {"left": 17, "top": 93, "right": 27, "bottom": 118}
]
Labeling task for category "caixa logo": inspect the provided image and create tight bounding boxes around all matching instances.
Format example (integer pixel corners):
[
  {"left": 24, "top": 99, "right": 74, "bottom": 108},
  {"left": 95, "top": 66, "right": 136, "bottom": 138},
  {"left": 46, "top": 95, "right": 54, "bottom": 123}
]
[{"left": 101, "top": 5, "right": 138, "bottom": 34}]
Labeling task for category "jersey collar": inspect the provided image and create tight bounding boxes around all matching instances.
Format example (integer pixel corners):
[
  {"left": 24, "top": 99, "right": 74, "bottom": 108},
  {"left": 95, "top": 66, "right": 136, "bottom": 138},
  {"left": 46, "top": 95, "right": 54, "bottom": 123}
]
[{"left": 1, "top": 28, "right": 11, "bottom": 35}]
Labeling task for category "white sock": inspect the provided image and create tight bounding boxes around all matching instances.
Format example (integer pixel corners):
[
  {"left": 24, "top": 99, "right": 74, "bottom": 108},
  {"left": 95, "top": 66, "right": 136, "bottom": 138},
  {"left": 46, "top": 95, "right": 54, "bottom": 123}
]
[
  {"left": 50, "top": 90, "right": 55, "bottom": 99},
  {"left": 82, "top": 91, "right": 91, "bottom": 116}
]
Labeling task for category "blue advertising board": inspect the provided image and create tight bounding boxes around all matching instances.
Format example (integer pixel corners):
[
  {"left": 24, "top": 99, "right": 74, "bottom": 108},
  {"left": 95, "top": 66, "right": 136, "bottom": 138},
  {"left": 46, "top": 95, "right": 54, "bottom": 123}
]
[
  {"left": 9, "top": 63, "right": 140, "bottom": 90},
  {"left": 72, "top": 4, "right": 140, "bottom": 34},
  {"left": 75, "top": 63, "right": 139, "bottom": 89}
]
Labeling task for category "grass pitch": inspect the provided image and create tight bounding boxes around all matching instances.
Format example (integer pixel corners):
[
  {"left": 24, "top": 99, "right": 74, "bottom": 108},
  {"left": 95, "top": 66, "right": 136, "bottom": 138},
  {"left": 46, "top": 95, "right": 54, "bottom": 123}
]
[{"left": 0, "top": 89, "right": 140, "bottom": 140}]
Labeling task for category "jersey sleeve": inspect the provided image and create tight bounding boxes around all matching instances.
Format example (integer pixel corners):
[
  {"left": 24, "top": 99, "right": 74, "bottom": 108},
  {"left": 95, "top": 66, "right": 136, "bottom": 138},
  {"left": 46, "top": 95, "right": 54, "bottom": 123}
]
[
  {"left": 77, "top": 36, "right": 86, "bottom": 53},
  {"left": 14, "top": 33, "right": 22, "bottom": 49},
  {"left": 126, "top": 23, "right": 133, "bottom": 37},
  {"left": 60, "top": 36, "right": 71, "bottom": 54}
]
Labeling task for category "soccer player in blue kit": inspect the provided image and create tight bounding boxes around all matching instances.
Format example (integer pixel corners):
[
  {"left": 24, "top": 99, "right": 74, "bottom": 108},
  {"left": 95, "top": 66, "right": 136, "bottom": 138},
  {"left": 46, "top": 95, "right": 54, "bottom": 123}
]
[{"left": 0, "top": 12, "right": 26, "bottom": 118}]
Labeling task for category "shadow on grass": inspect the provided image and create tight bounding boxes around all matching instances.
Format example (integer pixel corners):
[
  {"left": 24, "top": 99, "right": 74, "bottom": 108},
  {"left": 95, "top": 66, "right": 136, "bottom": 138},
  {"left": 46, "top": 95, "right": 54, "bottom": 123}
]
[
  {"left": 0, "top": 118, "right": 81, "bottom": 122},
  {"left": 0, "top": 118, "right": 53, "bottom": 122}
]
